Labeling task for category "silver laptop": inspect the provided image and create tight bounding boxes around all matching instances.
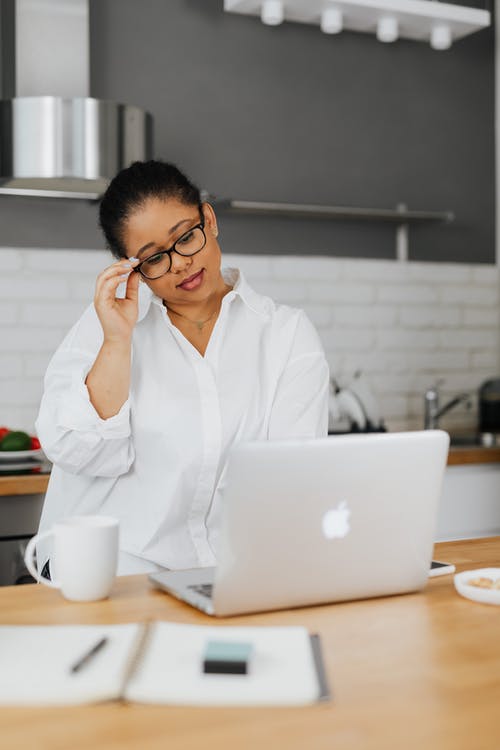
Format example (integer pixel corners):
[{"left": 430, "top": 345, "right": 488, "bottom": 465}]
[{"left": 149, "top": 430, "right": 449, "bottom": 617}]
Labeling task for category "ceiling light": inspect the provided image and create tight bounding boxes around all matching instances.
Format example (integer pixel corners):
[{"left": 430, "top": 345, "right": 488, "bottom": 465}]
[
  {"left": 430, "top": 24, "right": 452, "bottom": 51},
  {"left": 321, "top": 7, "right": 343, "bottom": 34},
  {"left": 261, "top": 0, "right": 284, "bottom": 25},
  {"left": 377, "top": 15, "right": 398, "bottom": 43}
]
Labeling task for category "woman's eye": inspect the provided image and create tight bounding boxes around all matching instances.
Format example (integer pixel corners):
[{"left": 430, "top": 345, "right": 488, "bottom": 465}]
[
  {"left": 145, "top": 253, "right": 164, "bottom": 266},
  {"left": 177, "top": 230, "right": 194, "bottom": 245}
]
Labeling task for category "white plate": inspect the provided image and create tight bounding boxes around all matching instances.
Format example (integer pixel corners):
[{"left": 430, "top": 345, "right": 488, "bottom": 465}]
[
  {"left": 454, "top": 568, "right": 500, "bottom": 605},
  {"left": 0, "top": 463, "right": 45, "bottom": 473},
  {"left": 0, "top": 449, "right": 44, "bottom": 463}
]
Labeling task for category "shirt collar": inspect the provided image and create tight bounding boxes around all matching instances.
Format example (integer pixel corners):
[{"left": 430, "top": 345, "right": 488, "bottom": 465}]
[
  {"left": 141, "top": 267, "right": 270, "bottom": 321},
  {"left": 220, "top": 267, "right": 270, "bottom": 318}
]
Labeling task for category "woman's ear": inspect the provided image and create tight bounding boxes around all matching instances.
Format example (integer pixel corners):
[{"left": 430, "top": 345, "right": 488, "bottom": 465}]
[{"left": 202, "top": 202, "right": 218, "bottom": 238}]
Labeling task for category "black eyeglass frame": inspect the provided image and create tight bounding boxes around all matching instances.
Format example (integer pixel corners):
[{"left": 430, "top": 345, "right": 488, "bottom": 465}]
[{"left": 133, "top": 218, "right": 207, "bottom": 280}]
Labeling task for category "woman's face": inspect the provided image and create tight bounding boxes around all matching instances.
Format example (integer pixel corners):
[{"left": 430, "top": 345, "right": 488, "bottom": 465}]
[{"left": 121, "top": 197, "right": 224, "bottom": 306}]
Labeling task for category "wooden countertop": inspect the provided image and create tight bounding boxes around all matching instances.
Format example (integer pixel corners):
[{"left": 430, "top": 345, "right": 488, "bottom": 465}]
[
  {"left": 447, "top": 445, "right": 500, "bottom": 466},
  {"left": 0, "top": 537, "right": 499, "bottom": 750},
  {"left": 1, "top": 443, "right": 500, "bottom": 497},
  {"left": 0, "top": 473, "right": 50, "bottom": 496}
]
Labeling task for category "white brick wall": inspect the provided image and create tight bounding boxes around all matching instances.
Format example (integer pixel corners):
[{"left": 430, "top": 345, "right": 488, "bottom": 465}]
[
  {"left": 0, "top": 247, "right": 499, "bottom": 434},
  {"left": 0, "top": 247, "right": 108, "bottom": 432},
  {"left": 227, "top": 254, "right": 500, "bottom": 433}
]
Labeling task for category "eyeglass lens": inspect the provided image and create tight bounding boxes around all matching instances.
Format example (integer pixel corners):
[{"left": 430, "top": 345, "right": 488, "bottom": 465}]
[{"left": 140, "top": 226, "right": 206, "bottom": 279}]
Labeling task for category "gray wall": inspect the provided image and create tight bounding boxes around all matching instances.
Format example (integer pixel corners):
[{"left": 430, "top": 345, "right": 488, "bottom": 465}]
[{"left": 0, "top": 0, "right": 495, "bottom": 263}]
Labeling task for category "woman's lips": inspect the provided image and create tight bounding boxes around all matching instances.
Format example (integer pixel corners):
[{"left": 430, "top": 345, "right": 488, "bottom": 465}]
[{"left": 177, "top": 269, "right": 204, "bottom": 291}]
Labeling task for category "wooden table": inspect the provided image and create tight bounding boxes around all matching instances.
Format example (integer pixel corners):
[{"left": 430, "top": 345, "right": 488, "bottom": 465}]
[{"left": 0, "top": 537, "right": 499, "bottom": 750}]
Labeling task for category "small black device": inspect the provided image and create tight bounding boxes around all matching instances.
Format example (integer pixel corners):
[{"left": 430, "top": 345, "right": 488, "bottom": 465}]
[{"left": 429, "top": 560, "right": 456, "bottom": 577}]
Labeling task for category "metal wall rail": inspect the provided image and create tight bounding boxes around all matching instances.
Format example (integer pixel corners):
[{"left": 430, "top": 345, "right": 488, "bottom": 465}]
[{"left": 207, "top": 197, "right": 455, "bottom": 261}]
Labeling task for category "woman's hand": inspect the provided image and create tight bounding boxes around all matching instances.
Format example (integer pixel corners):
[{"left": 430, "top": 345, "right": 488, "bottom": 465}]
[{"left": 93, "top": 258, "right": 141, "bottom": 343}]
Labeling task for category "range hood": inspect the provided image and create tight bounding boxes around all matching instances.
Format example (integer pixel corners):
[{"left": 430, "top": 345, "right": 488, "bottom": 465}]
[{"left": 0, "top": 0, "right": 152, "bottom": 200}]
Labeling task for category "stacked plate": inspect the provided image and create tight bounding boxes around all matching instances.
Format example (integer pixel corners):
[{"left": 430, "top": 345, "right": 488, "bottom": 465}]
[{"left": 0, "top": 449, "right": 46, "bottom": 473}]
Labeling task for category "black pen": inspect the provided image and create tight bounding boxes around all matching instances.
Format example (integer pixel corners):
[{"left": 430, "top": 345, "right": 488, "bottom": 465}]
[{"left": 70, "top": 637, "right": 108, "bottom": 674}]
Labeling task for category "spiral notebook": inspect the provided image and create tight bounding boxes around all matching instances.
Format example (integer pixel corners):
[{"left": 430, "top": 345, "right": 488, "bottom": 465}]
[{"left": 0, "top": 621, "right": 329, "bottom": 707}]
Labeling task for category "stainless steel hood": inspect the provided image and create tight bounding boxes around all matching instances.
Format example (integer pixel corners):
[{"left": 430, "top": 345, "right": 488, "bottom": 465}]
[{"left": 0, "top": 0, "right": 152, "bottom": 200}]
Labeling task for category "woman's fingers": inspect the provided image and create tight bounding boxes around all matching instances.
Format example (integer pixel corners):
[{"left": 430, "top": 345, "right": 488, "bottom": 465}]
[
  {"left": 93, "top": 259, "right": 141, "bottom": 339},
  {"left": 95, "top": 273, "right": 131, "bottom": 306},
  {"left": 124, "top": 266, "right": 140, "bottom": 302},
  {"left": 96, "top": 258, "right": 139, "bottom": 285},
  {"left": 95, "top": 258, "right": 140, "bottom": 300}
]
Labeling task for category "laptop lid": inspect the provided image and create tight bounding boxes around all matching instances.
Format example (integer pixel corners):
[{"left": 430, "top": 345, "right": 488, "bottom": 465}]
[{"left": 211, "top": 430, "right": 449, "bottom": 616}]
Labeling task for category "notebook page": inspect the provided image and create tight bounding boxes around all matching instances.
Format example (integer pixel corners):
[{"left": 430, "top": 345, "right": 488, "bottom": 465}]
[
  {"left": 0, "top": 624, "right": 139, "bottom": 706},
  {"left": 125, "top": 622, "right": 321, "bottom": 706}
]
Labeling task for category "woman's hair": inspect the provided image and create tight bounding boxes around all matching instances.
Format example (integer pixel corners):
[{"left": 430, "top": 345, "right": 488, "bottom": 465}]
[{"left": 99, "top": 160, "right": 202, "bottom": 258}]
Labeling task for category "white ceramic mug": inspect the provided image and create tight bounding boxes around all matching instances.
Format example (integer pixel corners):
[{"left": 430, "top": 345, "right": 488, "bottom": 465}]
[{"left": 24, "top": 515, "right": 119, "bottom": 601}]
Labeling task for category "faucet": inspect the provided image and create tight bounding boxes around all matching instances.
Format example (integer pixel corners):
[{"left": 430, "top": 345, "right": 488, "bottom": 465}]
[{"left": 424, "top": 383, "right": 471, "bottom": 430}]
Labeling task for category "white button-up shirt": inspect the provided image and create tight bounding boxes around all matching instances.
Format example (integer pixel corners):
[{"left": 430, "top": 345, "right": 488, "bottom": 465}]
[{"left": 36, "top": 269, "right": 329, "bottom": 574}]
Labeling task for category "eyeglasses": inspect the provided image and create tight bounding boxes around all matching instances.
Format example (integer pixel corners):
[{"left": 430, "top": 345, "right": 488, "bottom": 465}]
[{"left": 134, "top": 220, "right": 207, "bottom": 280}]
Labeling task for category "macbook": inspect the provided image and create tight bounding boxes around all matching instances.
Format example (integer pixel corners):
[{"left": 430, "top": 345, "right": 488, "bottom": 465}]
[{"left": 149, "top": 430, "right": 449, "bottom": 616}]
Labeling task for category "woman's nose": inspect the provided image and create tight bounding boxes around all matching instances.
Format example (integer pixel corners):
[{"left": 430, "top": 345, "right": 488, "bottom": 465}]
[{"left": 169, "top": 250, "right": 193, "bottom": 273}]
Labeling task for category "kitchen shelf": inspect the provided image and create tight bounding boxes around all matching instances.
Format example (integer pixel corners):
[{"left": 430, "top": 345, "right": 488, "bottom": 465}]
[
  {"left": 210, "top": 198, "right": 453, "bottom": 222},
  {"left": 208, "top": 197, "right": 454, "bottom": 261},
  {"left": 224, "top": 0, "right": 490, "bottom": 47}
]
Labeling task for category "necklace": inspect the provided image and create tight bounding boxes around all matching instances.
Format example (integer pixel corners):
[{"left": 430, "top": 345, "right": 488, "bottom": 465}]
[{"left": 166, "top": 305, "right": 219, "bottom": 332}]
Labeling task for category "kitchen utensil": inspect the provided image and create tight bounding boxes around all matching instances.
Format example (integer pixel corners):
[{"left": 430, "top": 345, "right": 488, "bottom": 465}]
[
  {"left": 328, "top": 377, "right": 367, "bottom": 432},
  {"left": 335, "top": 389, "right": 367, "bottom": 431},
  {"left": 348, "top": 372, "right": 383, "bottom": 429}
]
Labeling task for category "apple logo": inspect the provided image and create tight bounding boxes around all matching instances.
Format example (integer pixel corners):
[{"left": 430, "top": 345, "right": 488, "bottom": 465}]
[{"left": 322, "top": 501, "right": 351, "bottom": 539}]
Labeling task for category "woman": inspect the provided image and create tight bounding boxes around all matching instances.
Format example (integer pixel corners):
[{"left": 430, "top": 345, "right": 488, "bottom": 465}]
[{"left": 35, "top": 160, "right": 329, "bottom": 575}]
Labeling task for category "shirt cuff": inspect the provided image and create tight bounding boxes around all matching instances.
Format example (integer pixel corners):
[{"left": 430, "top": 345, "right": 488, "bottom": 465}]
[{"left": 57, "top": 373, "right": 132, "bottom": 439}]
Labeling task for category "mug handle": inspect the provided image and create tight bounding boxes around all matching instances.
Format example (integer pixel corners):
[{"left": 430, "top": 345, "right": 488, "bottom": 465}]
[{"left": 24, "top": 531, "right": 60, "bottom": 589}]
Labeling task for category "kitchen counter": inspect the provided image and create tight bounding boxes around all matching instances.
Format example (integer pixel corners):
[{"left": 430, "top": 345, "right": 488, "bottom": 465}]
[
  {"left": 0, "top": 473, "right": 50, "bottom": 496},
  {"left": 1, "top": 446, "right": 499, "bottom": 496},
  {"left": 0, "top": 470, "right": 49, "bottom": 584},
  {"left": 447, "top": 445, "right": 500, "bottom": 466}
]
